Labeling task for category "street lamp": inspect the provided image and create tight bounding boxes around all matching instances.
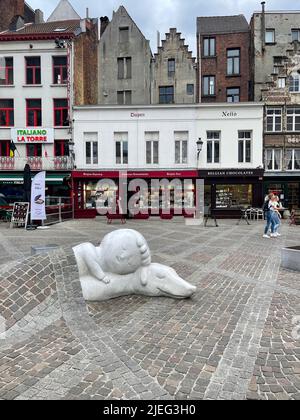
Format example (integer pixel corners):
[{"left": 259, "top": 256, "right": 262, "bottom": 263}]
[{"left": 197, "top": 138, "right": 204, "bottom": 159}]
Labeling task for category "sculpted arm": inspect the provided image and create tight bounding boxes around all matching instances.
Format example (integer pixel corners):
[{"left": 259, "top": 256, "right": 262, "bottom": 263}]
[{"left": 79, "top": 245, "right": 110, "bottom": 284}]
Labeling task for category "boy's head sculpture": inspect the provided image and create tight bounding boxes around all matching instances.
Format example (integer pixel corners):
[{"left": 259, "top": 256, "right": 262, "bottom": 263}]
[{"left": 73, "top": 229, "right": 196, "bottom": 302}]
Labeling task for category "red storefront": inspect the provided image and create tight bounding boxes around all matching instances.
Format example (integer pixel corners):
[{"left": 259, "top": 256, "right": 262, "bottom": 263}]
[{"left": 72, "top": 170, "right": 199, "bottom": 219}]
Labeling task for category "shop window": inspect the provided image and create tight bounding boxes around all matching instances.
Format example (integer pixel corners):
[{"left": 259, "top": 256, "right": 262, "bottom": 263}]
[
  {"left": 145, "top": 132, "right": 159, "bottom": 164},
  {"left": 227, "top": 49, "right": 240, "bottom": 75},
  {"left": 0, "top": 57, "right": 13, "bottom": 85},
  {"left": 117, "top": 90, "right": 132, "bottom": 105},
  {"left": 216, "top": 185, "right": 253, "bottom": 209},
  {"left": 265, "top": 29, "right": 275, "bottom": 44},
  {"left": 289, "top": 74, "right": 300, "bottom": 93},
  {"left": 117, "top": 57, "right": 132, "bottom": 79},
  {"left": 159, "top": 86, "right": 174, "bottom": 104},
  {"left": 203, "top": 38, "right": 215, "bottom": 57},
  {"left": 55, "top": 140, "right": 69, "bottom": 157},
  {"left": 27, "top": 144, "right": 42, "bottom": 157},
  {"left": 175, "top": 132, "right": 188, "bottom": 164},
  {"left": 168, "top": 59, "right": 175, "bottom": 78},
  {"left": 53, "top": 56, "right": 68, "bottom": 84},
  {"left": 286, "top": 149, "right": 300, "bottom": 171},
  {"left": 266, "top": 107, "right": 282, "bottom": 132},
  {"left": 26, "top": 99, "right": 41, "bottom": 127},
  {"left": 203, "top": 76, "right": 215, "bottom": 96},
  {"left": 265, "top": 149, "right": 282, "bottom": 171},
  {"left": 0, "top": 99, "right": 14, "bottom": 127},
  {"left": 25, "top": 56, "right": 41, "bottom": 85},
  {"left": 54, "top": 99, "right": 69, "bottom": 126},
  {"left": 238, "top": 131, "right": 252, "bottom": 163},
  {"left": 287, "top": 107, "right": 300, "bottom": 131},
  {"left": 115, "top": 132, "right": 128, "bottom": 165},
  {"left": 227, "top": 87, "right": 240, "bottom": 103},
  {"left": 119, "top": 27, "right": 129, "bottom": 43},
  {"left": 0, "top": 140, "right": 10, "bottom": 157},
  {"left": 207, "top": 131, "right": 220, "bottom": 164}
]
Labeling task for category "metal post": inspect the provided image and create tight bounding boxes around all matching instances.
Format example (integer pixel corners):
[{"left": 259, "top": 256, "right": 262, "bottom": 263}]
[{"left": 59, "top": 197, "right": 62, "bottom": 223}]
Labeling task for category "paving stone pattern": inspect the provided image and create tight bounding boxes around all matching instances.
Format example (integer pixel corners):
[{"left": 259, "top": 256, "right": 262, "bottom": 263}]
[{"left": 0, "top": 218, "right": 299, "bottom": 400}]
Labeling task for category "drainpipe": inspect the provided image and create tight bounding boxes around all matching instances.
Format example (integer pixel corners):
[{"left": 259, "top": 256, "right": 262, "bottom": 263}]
[{"left": 261, "top": 1, "right": 266, "bottom": 53}]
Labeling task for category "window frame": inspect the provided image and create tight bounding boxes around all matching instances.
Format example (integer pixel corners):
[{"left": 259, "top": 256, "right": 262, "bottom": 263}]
[
  {"left": 168, "top": 59, "right": 176, "bottom": 78},
  {"left": 119, "top": 27, "right": 129, "bottom": 43},
  {"left": 238, "top": 131, "right": 252, "bottom": 164},
  {"left": 265, "top": 148, "right": 282, "bottom": 171},
  {"left": 227, "top": 87, "right": 240, "bottom": 103},
  {"left": 292, "top": 29, "right": 300, "bottom": 42},
  {"left": 265, "top": 29, "right": 276, "bottom": 44},
  {"left": 26, "top": 143, "right": 42, "bottom": 158},
  {"left": 117, "top": 57, "right": 132, "bottom": 80},
  {"left": 25, "top": 56, "right": 41, "bottom": 85},
  {"left": 53, "top": 98, "right": 69, "bottom": 127},
  {"left": 117, "top": 90, "right": 132, "bottom": 105},
  {"left": 227, "top": 48, "right": 240, "bottom": 76},
  {"left": 85, "top": 140, "right": 98, "bottom": 165},
  {"left": 266, "top": 107, "right": 282, "bottom": 133},
  {"left": 26, "top": 99, "right": 42, "bottom": 127},
  {"left": 52, "top": 56, "right": 68, "bottom": 85},
  {"left": 286, "top": 149, "right": 300, "bottom": 171},
  {"left": 159, "top": 86, "right": 174, "bottom": 104},
  {"left": 206, "top": 131, "right": 221, "bottom": 164},
  {"left": 54, "top": 140, "right": 69, "bottom": 157},
  {"left": 175, "top": 139, "right": 188, "bottom": 164},
  {"left": 202, "top": 75, "right": 215, "bottom": 97},
  {"left": 0, "top": 57, "right": 13, "bottom": 85},
  {"left": 203, "top": 37, "right": 216, "bottom": 57},
  {"left": 116, "top": 140, "right": 129, "bottom": 165},
  {"left": 0, "top": 140, "right": 11, "bottom": 157},
  {"left": 287, "top": 107, "right": 300, "bottom": 132},
  {"left": 289, "top": 74, "right": 300, "bottom": 93},
  {"left": 0, "top": 99, "right": 14, "bottom": 127}
]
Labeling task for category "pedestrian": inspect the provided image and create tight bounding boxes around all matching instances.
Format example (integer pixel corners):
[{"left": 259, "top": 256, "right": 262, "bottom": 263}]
[
  {"left": 270, "top": 195, "right": 282, "bottom": 237},
  {"left": 263, "top": 193, "right": 276, "bottom": 239}
]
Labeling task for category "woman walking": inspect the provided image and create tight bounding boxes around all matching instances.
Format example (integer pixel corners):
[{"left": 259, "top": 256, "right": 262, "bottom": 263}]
[{"left": 263, "top": 193, "right": 276, "bottom": 239}]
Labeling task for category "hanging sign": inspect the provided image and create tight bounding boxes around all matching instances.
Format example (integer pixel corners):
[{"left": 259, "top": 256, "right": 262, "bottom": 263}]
[{"left": 11, "top": 128, "right": 54, "bottom": 144}]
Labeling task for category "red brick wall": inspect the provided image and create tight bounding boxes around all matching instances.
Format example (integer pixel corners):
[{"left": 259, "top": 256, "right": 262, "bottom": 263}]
[
  {"left": 200, "top": 31, "right": 250, "bottom": 103},
  {"left": 0, "top": 0, "right": 24, "bottom": 31}
]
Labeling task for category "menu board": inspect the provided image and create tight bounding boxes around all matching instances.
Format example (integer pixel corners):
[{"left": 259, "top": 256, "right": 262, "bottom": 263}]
[{"left": 10, "top": 202, "right": 29, "bottom": 229}]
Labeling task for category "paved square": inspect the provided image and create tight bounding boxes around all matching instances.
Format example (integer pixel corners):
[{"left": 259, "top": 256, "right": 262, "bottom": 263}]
[{"left": 0, "top": 218, "right": 299, "bottom": 400}]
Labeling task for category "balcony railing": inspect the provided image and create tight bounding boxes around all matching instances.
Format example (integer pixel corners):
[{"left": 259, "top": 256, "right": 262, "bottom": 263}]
[{"left": 0, "top": 156, "right": 74, "bottom": 171}]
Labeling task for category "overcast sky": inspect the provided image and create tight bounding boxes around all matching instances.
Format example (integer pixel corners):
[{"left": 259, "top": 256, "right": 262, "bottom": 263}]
[{"left": 27, "top": 0, "right": 298, "bottom": 54}]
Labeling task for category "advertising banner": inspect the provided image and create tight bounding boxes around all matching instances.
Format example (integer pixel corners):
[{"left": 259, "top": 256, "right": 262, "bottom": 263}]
[
  {"left": 11, "top": 128, "right": 54, "bottom": 144},
  {"left": 31, "top": 171, "right": 46, "bottom": 221}
]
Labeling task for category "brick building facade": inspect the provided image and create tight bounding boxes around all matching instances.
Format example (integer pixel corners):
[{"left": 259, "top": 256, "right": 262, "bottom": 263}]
[{"left": 197, "top": 15, "right": 251, "bottom": 103}]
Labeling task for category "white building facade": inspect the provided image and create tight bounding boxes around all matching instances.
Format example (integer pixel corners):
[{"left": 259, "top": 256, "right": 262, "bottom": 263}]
[{"left": 72, "top": 103, "right": 264, "bottom": 218}]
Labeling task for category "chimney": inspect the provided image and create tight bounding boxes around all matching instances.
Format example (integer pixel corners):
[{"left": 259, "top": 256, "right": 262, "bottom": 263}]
[
  {"left": 86, "top": 8, "right": 89, "bottom": 19},
  {"left": 157, "top": 31, "right": 161, "bottom": 49},
  {"left": 100, "top": 16, "right": 109, "bottom": 36},
  {"left": 34, "top": 9, "right": 44, "bottom": 24},
  {"left": 15, "top": 0, "right": 24, "bottom": 17},
  {"left": 261, "top": 1, "right": 266, "bottom": 52}
]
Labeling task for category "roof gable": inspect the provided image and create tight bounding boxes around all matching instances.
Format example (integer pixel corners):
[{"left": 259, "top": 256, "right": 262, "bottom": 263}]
[
  {"left": 197, "top": 15, "right": 249, "bottom": 35},
  {"left": 47, "top": 0, "right": 80, "bottom": 22}
]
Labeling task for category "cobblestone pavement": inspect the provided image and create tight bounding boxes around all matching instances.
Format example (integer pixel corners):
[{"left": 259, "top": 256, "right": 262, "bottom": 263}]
[{"left": 0, "top": 218, "right": 299, "bottom": 400}]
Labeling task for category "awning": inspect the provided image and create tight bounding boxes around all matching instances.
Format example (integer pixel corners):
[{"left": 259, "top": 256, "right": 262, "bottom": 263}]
[{"left": 0, "top": 173, "right": 70, "bottom": 185}]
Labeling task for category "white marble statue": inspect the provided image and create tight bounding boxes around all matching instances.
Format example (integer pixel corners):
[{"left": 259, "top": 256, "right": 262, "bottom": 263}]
[{"left": 73, "top": 229, "right": 196, "bottom": 302}]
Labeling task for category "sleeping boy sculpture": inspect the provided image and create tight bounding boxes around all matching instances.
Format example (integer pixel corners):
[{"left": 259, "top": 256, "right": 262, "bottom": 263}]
[{"left": 73, "top": 229, "right": 196, "bottom": 302}]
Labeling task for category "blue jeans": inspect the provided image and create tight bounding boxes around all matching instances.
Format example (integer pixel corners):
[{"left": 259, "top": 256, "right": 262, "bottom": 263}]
[
  {"left": 264, "top": 211, "right": 276, "bottom": 235},
  {"left": 273, "top": 212, "right": 281, "bottom": 233}
]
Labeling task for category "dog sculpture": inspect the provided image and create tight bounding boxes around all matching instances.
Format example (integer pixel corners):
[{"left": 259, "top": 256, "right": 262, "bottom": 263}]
[{"left": 73, "top": 229, "right": 196, "bottom": 302}]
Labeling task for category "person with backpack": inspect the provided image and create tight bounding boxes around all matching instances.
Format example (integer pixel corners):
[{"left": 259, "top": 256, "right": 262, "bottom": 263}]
[{"left": 263, "top": 193, "right": 276, "bottom": 239}]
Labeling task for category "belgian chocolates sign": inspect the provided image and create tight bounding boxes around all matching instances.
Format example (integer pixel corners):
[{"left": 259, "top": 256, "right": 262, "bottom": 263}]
[{"left": 199, "top": 169, "right": 264, "bottom": 178}]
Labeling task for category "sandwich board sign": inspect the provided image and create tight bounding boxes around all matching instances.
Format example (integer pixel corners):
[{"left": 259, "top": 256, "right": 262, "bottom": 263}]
[{"left": 10, "top": 202, "right": 29, "bottom": 229}]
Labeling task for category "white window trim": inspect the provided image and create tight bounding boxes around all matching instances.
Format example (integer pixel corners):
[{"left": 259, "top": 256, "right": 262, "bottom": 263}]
[
  {"left": 265, "top": 149, "right": 282, "bottom": 172},
  {"left": 85, "top": 140, "right": 98, "bottom": 166},
  {"left": 115, "top": 140, "right": 128, "bottom": 165},
  {"left": 175, "top": 140, "right": 188, "bottom": 165},
  {"left": 287, "top": 108, "right": 300, "bottom": 132},
  {"left": 238, "top": 131, "right": 252, "bottom": 164},
  {"left": 146, "top": 140, "right": 159, "bottom": 165},
  {"left": 286, "top": 149, "right": 300, "bottom": 171},
  {"left": 266, "top": 108, "right": 282, "bottom": 133},
  {"left": 289, "top": 75, "right": 300, "bottom": 93},
  {"left": 206, "top": 132, "right": 221, "bottom": 164}
]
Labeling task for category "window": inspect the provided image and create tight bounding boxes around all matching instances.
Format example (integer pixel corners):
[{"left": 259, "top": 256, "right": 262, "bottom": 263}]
[
  {"left": 227, "top": 49, "right": 240, "bottom": 75},
  {"left": 84, "top": 133, "right": 98, "bottom": 165},
  {"left": 115, "top": 132, "right": 128, "bottom": 164},
  {"left": 203, "top": 37, "right": 216, "bottom": 57},
  {"left": 175, "top": 132, "right": 188, "bottom": 164},
  {"left": 207, "top": 131, "right": 220, "bottom": 164},
  {"left": 54, "top": 99, "right": 69, "bottom": 126},
  {"left": 54, "top": 140, "right": 69, "bottom": 157},
  {"left": 53, "top": 56, "right": 68, "bottom": 84},
  {"left": 26, "top": 99, "right": 42, "bottom": 127},
  {"left": 289, "top": 74, "right": 300, "bottom": 92},
  {"left": 145, "top": 132, "right": 159, "bottom": 164},
  {"left": 119, "top": 27, "right": 129, "bottom": 43},
  {"left": 117, "top": 57, "right": 132, "bottom": 79},
  {"left": 266, "top": 29, "right": 275, "bottom": 44},
  {"left": 238, "top": 131, "right": 252, "bottom": 163},
  {"left": 117, "top": 90, "right": 132, "bottom": 105},
  {"left": 203, "top": 76, "right": 215, "bottom": 96},
  {"left": 292, "top": 29, "right": 300, "bottom": 42},
  {"left": 265, "top": 149, "right": 282, "bottom": 171},
  {"left": 278, "top": 77, "right": 286, "bottom": 89},
  {"left": 287, "top": 107, "right": 300, "bottom": 131},
  {"left": 227, "top": 87, "right": 240, "bottom": 103},
  {"left": 216, "top": 185, "right": 252, "bottom": 209},
  {"left": 0, "top": 57, "right": 13, "bottom": 85},
  {"left": 187, "top": 84, "right": 194, "bottom": 95},
  {"left": 0, "top": 99, "right": 14, "bottom": 127},
  {"left": 159, "top": 86, "right": 174, "bottom": 104},
  {"left": 25, "top": 57, "right": 41, "bottom": 85},
  {"left": 168, "top": 59, "right": 175, "bottom": 77},
  {"left": 27, "top": 144, "right": 42, "bottom": 157},
  {"left": 0, "top": 140, "right": 10, "bottom": 157},
  {"left": 286, "top": 149, "right": 300, "bottom": 171},
  {"left": 266, "top": 108, "right": 282, "bottom": 132}
]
